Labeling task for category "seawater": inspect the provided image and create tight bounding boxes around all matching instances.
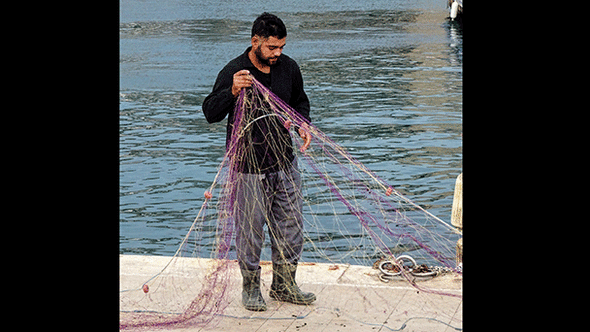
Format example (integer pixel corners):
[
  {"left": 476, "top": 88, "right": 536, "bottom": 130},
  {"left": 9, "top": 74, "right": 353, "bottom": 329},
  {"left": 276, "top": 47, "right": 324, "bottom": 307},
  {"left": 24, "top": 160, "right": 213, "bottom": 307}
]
[{"left": 119, "top": 0, "right": 462, "bottom": 257}]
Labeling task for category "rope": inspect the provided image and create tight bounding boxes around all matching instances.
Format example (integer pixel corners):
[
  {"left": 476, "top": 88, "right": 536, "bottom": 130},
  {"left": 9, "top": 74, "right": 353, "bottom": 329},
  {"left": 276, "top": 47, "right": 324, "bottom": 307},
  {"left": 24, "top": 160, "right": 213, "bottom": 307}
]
[{"left": 377, "top": 254, "right": 459, "bottom": 282}]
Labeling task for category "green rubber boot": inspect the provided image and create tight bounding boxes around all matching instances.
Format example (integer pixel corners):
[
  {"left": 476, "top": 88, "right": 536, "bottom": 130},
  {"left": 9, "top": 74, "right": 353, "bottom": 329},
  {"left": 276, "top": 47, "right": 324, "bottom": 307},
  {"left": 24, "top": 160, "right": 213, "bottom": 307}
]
[
  {"left": 269, "top": 262, "right": 316, "bottom": 305},
  {"left": 241, "top": 267, "right": 267, "bottom": 311}
]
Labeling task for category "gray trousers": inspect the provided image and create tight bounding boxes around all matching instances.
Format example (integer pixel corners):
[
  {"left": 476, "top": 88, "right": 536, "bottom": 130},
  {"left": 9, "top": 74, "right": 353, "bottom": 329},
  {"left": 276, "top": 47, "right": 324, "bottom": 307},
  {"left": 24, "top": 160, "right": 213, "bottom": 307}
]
[{"left": 234, "top": 159, "right": 304, "bottom": 271}]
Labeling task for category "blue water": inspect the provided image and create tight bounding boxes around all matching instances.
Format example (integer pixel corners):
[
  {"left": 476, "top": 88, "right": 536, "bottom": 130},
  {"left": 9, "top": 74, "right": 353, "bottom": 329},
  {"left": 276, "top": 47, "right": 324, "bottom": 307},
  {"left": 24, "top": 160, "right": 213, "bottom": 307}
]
[{"left": 119, "top": 0, "right": 462, "bottom": 256}]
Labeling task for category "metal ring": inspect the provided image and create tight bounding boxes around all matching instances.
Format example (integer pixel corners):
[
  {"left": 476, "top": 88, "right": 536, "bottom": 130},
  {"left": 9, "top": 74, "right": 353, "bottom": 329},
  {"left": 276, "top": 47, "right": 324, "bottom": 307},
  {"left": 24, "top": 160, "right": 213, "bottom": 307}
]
[
  {"left": 396, "top": 255, "right": 417, "bottom": 268},
  {"left": 410, "top": 270, "right": 437, "bottom": 277},
  {"left": 378, "top": 255, "right": 418, "bottom": 278},
  {"left": 378, "top": 260, "right": 402, "bottom": 276},
  {"left": 379, "top": 274, "right": 392, "bottom": 283}
]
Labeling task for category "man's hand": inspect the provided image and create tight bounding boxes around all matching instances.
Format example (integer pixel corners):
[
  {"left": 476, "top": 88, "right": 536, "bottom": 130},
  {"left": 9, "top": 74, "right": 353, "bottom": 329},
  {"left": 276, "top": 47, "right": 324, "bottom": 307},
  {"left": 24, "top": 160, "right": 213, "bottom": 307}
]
[
  {"left": 232, "top": 70, "right": 253, "bottom": 97},
  {"left": 298, "top": 123, "right": 311, "bottom": 153}
]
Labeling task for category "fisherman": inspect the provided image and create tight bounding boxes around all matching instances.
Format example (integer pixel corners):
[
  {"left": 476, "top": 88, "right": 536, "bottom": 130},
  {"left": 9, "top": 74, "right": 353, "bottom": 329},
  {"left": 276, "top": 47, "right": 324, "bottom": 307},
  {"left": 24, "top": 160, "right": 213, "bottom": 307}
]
[{"left": 202, "top": 12, "right": 316, "bottom": 311}]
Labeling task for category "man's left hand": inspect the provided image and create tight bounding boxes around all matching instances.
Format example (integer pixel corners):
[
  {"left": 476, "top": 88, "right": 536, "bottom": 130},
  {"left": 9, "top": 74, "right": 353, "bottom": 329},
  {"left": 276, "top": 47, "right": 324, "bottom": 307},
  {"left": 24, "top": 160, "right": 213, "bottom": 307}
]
[{"left": 298, "top": 123, "right": 311, "bottom": 153}]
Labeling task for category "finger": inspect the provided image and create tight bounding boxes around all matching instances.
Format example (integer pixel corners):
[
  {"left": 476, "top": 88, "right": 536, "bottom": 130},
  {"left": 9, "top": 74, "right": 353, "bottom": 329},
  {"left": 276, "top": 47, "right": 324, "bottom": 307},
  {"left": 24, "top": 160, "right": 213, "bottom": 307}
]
[
  {"left": 300, "top": 134, "right": 311, "bottom": 153},
  {"left": 299, "top": 127, "right": 311, "bottom": 153},
  {"left": 240, "top": 76, "right": 253, "bottom": 84},
  {"left": 283, "top": 119, "right": 292, "bottom": 130},
  {"left": 236, "top": 80, "right": 252, "bottom": 89},
  {"left": 234, "top": 69, "right": 250, "bottom": 77},
  {"left": 234, "top": 73, "right": 252, "bottom": 85}
]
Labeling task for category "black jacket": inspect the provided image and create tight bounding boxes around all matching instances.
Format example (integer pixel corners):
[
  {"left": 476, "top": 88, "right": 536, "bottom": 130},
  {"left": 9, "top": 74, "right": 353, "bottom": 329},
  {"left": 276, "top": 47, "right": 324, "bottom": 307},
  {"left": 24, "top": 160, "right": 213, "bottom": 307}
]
[{"left": 202, "top": 47, "right": 311, "bottom": 173}]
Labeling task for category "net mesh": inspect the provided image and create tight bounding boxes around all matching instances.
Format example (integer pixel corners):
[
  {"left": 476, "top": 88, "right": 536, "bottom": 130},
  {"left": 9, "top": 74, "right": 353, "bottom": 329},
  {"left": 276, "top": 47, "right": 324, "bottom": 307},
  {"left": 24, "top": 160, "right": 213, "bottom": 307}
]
[{"left": 119, "top": 76, "right": 462, "bottom": 330}]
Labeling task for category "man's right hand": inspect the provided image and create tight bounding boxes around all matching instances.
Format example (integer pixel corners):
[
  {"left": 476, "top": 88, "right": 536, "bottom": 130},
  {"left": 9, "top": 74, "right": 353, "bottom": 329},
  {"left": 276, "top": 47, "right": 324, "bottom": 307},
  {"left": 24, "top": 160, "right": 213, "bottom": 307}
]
[{"left": 232, "top": 70, "right": 252, "bottom": 97}]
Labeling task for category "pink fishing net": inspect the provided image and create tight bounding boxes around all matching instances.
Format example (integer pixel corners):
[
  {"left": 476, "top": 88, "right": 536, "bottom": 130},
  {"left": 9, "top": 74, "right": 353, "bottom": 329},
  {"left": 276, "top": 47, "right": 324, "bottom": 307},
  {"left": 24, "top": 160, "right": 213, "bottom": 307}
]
[{"left": 119, "top": 77, "right": 462, "bottom": 330}]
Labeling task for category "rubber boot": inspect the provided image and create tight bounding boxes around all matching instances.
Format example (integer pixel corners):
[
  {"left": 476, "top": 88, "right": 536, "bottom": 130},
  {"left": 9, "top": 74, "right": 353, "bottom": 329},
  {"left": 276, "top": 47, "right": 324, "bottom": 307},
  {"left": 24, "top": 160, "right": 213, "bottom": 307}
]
[
  {"left": 269, "top": 262, "right": 316, "bottom": 305},
  {"left": 241, "top": 267, "right": 267, "bottom": 311}
]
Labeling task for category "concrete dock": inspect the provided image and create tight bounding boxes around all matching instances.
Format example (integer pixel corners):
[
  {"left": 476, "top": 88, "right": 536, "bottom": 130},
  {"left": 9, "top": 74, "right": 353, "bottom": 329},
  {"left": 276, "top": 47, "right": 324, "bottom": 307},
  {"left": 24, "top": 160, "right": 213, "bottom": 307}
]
[{"left": 120, "top": 255, "right": 462, "bottom": 331}]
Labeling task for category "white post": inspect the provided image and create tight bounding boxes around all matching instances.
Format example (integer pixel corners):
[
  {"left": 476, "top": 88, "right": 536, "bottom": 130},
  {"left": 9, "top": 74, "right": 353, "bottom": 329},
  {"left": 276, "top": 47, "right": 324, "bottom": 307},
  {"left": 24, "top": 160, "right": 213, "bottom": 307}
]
[{"left": 451, "top": 173, "right": 462, "bottom": 264}]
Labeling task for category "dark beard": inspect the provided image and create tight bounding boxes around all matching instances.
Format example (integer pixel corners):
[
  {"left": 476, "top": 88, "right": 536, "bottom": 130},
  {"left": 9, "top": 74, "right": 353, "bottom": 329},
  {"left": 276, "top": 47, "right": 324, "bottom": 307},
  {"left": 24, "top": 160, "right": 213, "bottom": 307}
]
[{"left": 255, "top": 45, "right": 278, "bottom": 67}]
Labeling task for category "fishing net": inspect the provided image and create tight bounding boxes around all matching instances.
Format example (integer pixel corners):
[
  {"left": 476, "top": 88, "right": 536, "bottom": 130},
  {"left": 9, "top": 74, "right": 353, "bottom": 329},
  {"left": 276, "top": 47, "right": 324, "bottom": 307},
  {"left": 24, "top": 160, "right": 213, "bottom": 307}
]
[{"left": 119, "top": 77, "right": 462, "bottom": 330}]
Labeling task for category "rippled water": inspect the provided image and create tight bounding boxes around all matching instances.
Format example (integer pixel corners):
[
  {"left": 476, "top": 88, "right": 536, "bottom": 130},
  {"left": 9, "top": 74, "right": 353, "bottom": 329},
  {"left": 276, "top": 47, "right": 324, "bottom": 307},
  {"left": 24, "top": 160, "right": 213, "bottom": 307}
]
[{"left": 119, "top": 0, "right": 462, "bottom": 256}]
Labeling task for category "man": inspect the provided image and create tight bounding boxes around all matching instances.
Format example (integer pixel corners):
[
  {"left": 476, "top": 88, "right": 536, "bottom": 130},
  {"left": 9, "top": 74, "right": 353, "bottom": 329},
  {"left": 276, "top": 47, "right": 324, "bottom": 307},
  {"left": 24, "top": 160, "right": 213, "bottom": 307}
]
[{"left": 202, "top": 12, "right": 316, "bottom": 311}]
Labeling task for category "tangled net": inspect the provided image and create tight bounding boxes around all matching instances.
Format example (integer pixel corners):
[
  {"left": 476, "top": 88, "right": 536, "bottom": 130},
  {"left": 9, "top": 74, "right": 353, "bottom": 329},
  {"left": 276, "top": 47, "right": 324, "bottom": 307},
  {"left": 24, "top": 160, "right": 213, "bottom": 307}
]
[{"left": 119, "top": 77, "right": 462, "bottom": 330}]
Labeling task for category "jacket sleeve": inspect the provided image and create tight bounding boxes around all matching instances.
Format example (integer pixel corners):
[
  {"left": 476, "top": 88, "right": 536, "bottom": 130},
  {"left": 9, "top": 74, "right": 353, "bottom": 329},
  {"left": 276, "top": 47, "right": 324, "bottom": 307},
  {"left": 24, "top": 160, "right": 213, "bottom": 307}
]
[
  {"left": 290, "top": 62, "right": 311, "bottom": 123},
  {"left": 202, "top": 67, "right": 236, "bottom": 124}
]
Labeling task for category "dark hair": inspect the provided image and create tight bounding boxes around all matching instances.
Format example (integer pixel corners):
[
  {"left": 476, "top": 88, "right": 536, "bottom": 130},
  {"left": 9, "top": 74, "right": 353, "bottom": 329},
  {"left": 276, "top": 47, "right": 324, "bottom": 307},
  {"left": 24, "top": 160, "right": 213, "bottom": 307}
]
[{"left": 251, "top": 12, "right": 287, "bottom": 39}]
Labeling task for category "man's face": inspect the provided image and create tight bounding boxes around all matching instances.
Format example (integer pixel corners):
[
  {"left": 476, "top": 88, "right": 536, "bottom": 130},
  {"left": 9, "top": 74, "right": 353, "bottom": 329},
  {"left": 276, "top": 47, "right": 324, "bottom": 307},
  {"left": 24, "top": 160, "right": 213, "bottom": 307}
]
[{"left": 253, "top": 36, "right": 286, "bottom": 66}]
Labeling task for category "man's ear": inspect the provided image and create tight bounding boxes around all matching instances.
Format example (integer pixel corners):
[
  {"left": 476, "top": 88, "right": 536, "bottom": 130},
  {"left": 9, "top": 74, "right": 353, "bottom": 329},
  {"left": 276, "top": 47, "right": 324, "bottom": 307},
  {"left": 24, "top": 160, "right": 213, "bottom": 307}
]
[{"left": 251, "top": 35, "right": 264, "bottom": 47}]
